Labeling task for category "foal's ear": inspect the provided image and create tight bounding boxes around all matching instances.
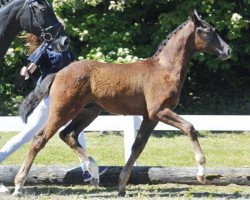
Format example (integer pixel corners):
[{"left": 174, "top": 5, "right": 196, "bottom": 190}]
[{"left": 190, "top": 9, "right": 202, "bottom": 26}]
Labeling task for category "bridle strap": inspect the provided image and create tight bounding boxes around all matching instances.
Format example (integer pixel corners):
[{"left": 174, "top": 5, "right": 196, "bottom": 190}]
[
  {"left": 27, "top": 0, "right": 62, "bottom": 42},
  {"left": 28, "top": 0, "right": 44, "bottom": 32}
]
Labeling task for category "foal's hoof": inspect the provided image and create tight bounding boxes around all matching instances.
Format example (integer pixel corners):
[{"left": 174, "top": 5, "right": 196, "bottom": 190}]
[
  {"left": 90, "top": 178, "right": 99, "bottom": 188},
  {"left": 118, "top": 191, "right": 126, "bottom": 197},
  {"left": 12, "top": 188, "right": 24, "bottom": 197},
  {"left": 197, "top": 175, "right": 206, "bottom": 184}
]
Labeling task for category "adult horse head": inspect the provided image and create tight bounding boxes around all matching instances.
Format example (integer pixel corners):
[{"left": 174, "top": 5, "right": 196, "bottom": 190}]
[
  {"left": 21, "top": 0, "right": 70, "bottom": 51},
  {"left": 0, "top": 0, "right": 69, "bottom": 61}
]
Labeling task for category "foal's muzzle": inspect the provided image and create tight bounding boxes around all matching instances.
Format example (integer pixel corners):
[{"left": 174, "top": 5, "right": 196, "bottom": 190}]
[
  {"left": 217, "top": 45, "right": 231, "bottom": 60},
  {"left": 221, "top": 46, "right": 231, "bottom": 60}
]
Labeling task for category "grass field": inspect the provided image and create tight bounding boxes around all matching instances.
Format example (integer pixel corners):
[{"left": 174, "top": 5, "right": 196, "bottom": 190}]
[
  {"left": 0, "top": 131, "right": 249, "bottom": 167},
  {"left": 0, "top": 131, "right": 249, "bottom": 199}
]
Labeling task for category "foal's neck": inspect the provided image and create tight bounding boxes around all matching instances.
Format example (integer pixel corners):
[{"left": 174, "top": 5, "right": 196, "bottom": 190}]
[
  {"left": 0, "top": 0, "right": 24, "bottom": 61},
  {"left": 154, "top": 20, "right": 195, "bottom": 85}
]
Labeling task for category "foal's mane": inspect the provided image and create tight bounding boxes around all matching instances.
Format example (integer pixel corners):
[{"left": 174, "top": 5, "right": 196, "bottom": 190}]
[
  {"left": 153, "top": 19, "right": 190, "bottom": 57},
  {"left": 0, "top": 0, "right": 12, "bottom": 9}
]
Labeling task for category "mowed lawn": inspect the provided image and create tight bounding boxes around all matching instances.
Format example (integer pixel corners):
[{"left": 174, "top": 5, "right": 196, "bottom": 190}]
[
  {"left": 0, "top": 131, "right": 249, "bottom": 200},
  {"left": 0, "top": 131, "right": 249, "bottom": 167}
]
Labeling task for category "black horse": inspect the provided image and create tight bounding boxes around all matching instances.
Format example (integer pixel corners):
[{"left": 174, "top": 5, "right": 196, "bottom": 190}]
[{"left": 0, "top": 0, "right": 69, "bottom": 62}]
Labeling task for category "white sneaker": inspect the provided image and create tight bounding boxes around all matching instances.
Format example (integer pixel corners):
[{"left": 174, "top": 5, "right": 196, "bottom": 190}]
[{"left": 0, "top": 182, "right": 9, "bottom": 194}]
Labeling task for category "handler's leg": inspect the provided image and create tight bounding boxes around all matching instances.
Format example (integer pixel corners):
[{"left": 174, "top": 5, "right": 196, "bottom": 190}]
[
  {"left": 0, "top": 97, "right": 50, "bottom": 162},
  {"left": 0, "top": 97, "right": 50, "bottom": 195},
  {"left": 0, "top": 182, "right": 9, "bottom": 194}
]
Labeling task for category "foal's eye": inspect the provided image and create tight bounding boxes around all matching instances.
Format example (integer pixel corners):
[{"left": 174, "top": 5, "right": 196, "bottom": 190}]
[
  {"left": 32, "top": 1, "right": 39, "bottom": 6},
  {"left": 203, "top": 28, "right": 210, "bottom": 33},
  {"left": 40, "top": 8, "right": 46, "bottom": 12},
  {"left": 197, "top": 27, "right": 210, "bottom": 35},
  {"left": 39, "top": 6, "right": 48, "bottom": 12}
]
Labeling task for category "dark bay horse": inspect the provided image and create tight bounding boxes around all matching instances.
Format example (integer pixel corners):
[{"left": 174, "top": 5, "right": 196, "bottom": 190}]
[
  {"left": 0, "top": 0, "right": 69, "bottom": 62},
  {"left": 15, "top": 10, "right": 231, "bottom": 196}
]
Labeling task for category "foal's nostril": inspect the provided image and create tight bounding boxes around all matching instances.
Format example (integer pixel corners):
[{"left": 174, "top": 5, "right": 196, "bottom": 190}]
[{"left": 227, "top": 47, "right": 231, "bottom": 56}]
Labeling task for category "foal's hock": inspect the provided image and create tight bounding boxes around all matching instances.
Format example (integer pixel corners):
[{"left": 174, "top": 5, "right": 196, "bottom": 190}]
[{"left": 15, "top": 10, "right": 231, "bottom": 196}]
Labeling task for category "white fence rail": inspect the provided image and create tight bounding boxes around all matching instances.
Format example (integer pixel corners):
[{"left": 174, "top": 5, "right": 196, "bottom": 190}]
[{"left": 0, "top": 115, "right": 250, "bottom": 165}]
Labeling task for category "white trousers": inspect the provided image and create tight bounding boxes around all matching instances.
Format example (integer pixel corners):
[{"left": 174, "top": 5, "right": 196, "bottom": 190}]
[{"left": 0, "top": 96, "right": 87, "bottom": 172}]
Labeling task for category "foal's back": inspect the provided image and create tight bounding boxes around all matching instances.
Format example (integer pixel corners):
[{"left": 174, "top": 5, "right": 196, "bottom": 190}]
[{"left": 58, "top": 59, "right": 160, "bottom": 115}]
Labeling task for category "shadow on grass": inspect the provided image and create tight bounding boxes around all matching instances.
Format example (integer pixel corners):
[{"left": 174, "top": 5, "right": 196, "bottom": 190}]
[{"left": 6, "top": 185, "right": 249, "bottom": 199}]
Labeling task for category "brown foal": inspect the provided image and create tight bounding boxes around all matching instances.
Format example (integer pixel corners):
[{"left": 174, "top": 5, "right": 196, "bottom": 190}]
[{"left": 14, "top": 10, "right": 231, "bottom": 196}]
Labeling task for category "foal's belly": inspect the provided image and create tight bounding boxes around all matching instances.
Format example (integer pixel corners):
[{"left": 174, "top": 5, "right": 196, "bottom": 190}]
[{"left": 96, "top": 96, "right": 148, "bottom": 116}]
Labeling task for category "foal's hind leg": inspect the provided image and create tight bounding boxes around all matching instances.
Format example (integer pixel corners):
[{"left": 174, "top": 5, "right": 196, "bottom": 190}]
[
  {"left": 118, "top": 117, "right": 158, "bottom": 196},
  {"left": 13, "top": 100, "right": 86, "bottom": 195},
  {"left": 154, "top": 108, "right": 206, "bottom": 183},
  {"left": 59, "top": 106, "right": 101, "bottom": 186}
]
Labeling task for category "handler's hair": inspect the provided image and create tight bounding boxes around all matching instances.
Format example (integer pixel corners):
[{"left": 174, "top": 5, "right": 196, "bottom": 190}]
[{"left": 24, "top": 33, "right": 41, "bottom": 55}]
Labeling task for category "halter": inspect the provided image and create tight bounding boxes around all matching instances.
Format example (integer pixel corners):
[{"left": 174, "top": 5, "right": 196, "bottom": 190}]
[{"left": 28, "top": 0, "right": 62, "bottom": 42}]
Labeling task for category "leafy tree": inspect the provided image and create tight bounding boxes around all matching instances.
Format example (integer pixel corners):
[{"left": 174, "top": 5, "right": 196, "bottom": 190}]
[{"left": 0, "top": 0, "right": 249, "bottom": 115}]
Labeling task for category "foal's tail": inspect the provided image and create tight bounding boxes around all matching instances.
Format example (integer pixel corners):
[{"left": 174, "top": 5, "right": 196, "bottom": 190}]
[{"left": 19, "top": 73, "right": 56, "bottom": 123}]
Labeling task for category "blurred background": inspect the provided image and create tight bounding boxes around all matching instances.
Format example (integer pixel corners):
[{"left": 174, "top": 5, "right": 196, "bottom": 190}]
[{"left": 0, "top": 0, "right": 249, "bottom": 115}]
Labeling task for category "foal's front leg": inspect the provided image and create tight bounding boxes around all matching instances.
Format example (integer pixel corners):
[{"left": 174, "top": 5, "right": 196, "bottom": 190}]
[
  {"left": 155, "top": 108, "right": 206, "bottom": 183},
  {"left": 118, "top": 117, "right": 158, "bottom": 196}
]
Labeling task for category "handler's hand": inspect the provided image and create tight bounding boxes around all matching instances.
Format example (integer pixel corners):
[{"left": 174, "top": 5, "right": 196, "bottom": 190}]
[{"left": 20, "top": 66, "right": 29, "bottom": 80}]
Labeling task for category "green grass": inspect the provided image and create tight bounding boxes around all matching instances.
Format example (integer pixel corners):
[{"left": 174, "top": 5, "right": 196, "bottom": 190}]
[
  {"left": 1, "top": 131, "right": 250, "bottom": 199},
  {"left": 0, "top": 131, "right": 249, "bottom": 167}
]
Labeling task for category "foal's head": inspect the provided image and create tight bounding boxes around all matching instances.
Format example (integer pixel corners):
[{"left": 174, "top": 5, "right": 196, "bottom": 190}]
[{"left": 190, "top": 10, "right": 231, "bottom": 60}]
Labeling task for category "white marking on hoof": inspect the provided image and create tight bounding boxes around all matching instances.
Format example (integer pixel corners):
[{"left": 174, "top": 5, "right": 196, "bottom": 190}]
[
  {"left": 12, "top": 185, "right": 24, "bottom": 197},
  {"left": 197, "top": 175, "right": 206, "bottom": 184},
  {"left": 197, "top": 164, "right": 206, "bottom": 176}
]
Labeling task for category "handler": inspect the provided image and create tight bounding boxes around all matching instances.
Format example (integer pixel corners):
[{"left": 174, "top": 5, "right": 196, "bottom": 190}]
[{"left": 0, "top": 33, "right": 107, "bottom": 194}]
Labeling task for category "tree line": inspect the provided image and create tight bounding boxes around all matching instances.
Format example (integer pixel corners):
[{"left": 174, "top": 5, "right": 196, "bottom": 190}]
[{"left": 0, "top": 0, "right": 249, "bottom": 115}]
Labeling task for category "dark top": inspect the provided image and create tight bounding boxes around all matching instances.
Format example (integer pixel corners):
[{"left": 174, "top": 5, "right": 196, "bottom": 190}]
[{"left": 28, "top": 42, "right": 74, "bottom": 80}]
